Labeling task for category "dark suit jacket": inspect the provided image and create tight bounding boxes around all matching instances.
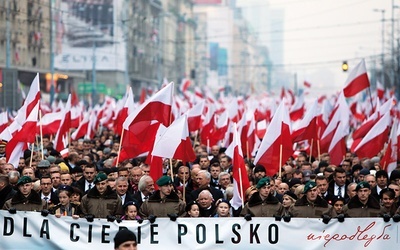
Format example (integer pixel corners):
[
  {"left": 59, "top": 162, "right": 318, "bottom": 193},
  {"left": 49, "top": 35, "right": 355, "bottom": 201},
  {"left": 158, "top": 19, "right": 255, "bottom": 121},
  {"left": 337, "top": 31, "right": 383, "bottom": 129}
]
[
  {"left": 190, "top": 185, "right": 224, "bottom": 204},
  {"left": 72, "top": 177, "right": 93, "bottom": 194},
  {"left": 327, "top": 181, "right": 349, "bottom": 200},
  {"left": 121, "top": 192, "right": 136, "bottom": 207}
]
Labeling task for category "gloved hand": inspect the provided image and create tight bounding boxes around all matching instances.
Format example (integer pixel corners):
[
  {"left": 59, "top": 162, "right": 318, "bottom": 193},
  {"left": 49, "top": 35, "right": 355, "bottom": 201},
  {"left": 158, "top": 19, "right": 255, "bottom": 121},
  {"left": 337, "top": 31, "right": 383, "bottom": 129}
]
[
  {"left": 382, "top": 214, "right": 391, "bottom": 223},
  {"left": 167, "top": 213, "right": 178, "bottom": 222},
  {"left": 274, "top": 215, "right": 282, "bottom": 221},
  {"left": 392, "top": 214, "right": 400, "bottom": 223},
  {"left": 116, "top": 218, "right": 122, "bottom": 223},
  {"left": 322, "top": 215, "right": 331, "bottom": 224},
  {"left": 148, "top": 215, "right": 157, "bottom": 224},
  {"left": 41, "top": 209, "right": 49, "bottom": 217},
  {"left": 244, "top": 214, "right": 252, "bottom": 221},
  {"left": 85, "top": 214, "right": 94, "bottom": 222},
  {"left": 337, "top": 214, "right": 345, "bottom": 223},
  {"left": 283, "top": 215, "right": 291, "bottom": 223},
  {"left": 106, "top": 215, "right": 116, "bottom": 222},
  {"left": 8, "top": 208, "right": 17, "bottom": 214},
  {"left": 137, "top": 218, "right": 144, "bottom": 224}
]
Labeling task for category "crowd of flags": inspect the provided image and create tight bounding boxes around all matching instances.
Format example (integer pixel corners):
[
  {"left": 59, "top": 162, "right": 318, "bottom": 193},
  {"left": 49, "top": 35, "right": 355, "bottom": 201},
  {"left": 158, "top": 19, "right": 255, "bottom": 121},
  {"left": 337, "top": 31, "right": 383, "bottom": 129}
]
[{"left": 0, "top": 59, "right": 399, "bottom": 206}]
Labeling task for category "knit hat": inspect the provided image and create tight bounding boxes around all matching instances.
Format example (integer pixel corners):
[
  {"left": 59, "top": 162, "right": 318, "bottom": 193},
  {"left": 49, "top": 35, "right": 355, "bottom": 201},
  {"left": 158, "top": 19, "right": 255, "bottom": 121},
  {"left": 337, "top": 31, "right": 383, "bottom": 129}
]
[
  {"left": 114, "top": 229, "right": 137, "bottom": 248},
  {"left": 356, "top": 181, "right": 370, "bottom": 191},
  {"left": 58, "top": 162, "right": 70, "bottom": 173},
  {"left": 283, "top": 191, "right": 298, "bottom": 201},
  {"left": 37, "top": 160, "right": 51, "bottom": 168},
  {"left": 254, "top": 165, "right": 266, "bottom": 174},
  {"left": 216, "top": 199, "right": 231, "bottom": 208},
  {"left": 156, "top": 175, "right": 172, "bottom": 186},
  {"left": 359, "top": 168, "right": 370, "bottom": 176},
  {"left": 185, "top": 201, "right": 199, "bottom": 212},
  {"left": 46, "top": 156, "right": 56, "bottom": 164},
  {"left": 93, "top": 172, "right": 107, "bottom": 184},
  {"left": 123, "top": 200, "right": 139, "bottom": 211},
  {"left": 303, "top": 181, "right": 317, "bottom": 194},
  {"left": 58, "top": 185, "right": 74, "bottom": 194},
  {"left": 17, "top": 176, "right": 33, "bottom": 186},
  {"left": 256, "top": 177, "right": 271, "bottom": 189}
]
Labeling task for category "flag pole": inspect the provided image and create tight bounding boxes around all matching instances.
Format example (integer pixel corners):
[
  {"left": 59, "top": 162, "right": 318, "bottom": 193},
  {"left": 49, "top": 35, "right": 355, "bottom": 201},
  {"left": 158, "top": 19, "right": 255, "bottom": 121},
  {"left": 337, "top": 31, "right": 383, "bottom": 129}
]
[
  {"left": 238, "top": 167, "right": 244, "bottom": 208},
  {"left": 182, "top": 170, "right": 186, "bottom": 203},
  {"left": 116, "top": 128, "right": 125, "bottom": 167},
  {"left": 246, "top": 141, "right": 250, "bottom": 160},
  {"left": 279, "top": 144, "right": 283, "bottom": 178},
  {"left": 367, "top": 87, "right": 374, "bottom": 115},
  {"left": 39, "top": 109, "right": 44, "bottom": 160},
  {"left": 309, "top": 138, "right": 313, "bottom": 163},
  {"left": 169, "top": 158, "right": 174, "bottom": 182},
  {"left": 317, "top": 139, "right": 321, "bottom": 162}
]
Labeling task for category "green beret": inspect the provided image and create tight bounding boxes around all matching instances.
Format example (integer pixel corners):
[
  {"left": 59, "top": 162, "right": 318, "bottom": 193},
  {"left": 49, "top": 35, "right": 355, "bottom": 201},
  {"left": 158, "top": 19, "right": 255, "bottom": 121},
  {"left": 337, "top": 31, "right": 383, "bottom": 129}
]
[
  {"left": 156, "top": 175, "right": 172, "bottom": 186},
  {"left": 303, "top": 181, "right": 317, "bottom": 194},
  {"left": 356, "top": 181, "right": 370, "bottom": 191},
  {"left": 17, "top": 176, "right": 33, "bottom": 186},
  {"left": 93, "top": 172, "right": 107, "bottom": 184},
  {"left": 256, "top": 177, "right": 271, "bottom": 189}
]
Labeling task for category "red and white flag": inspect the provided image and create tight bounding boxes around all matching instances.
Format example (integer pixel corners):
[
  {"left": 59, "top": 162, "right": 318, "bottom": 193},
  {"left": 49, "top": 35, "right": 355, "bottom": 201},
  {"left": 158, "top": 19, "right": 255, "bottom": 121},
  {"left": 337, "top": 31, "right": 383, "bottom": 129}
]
[
  {"left": 292, "top": 99, "right": 318, "bottom": 143},
  {"left": 186, "top": 100, "right": 205, "bottom": 132},
  {"left": 179, "top": 78, "right": 191, "bottom": 93},
  {"left": 114, "top": 87, "right": 135, "bottom": 136},
  {"left": 380, "top": 118, "right": 398, "bottom": 173},
  {"left": 343, "top": 59, "right": 370, "bottom": 97},
  {"left": 377, "top": 81, "right": 385, "bottom": 100},
  {"left": 225, "top": 123, "right": 251, "bottom": 209},
  {"left": 254, "top": 101, "right": 293, "bottom": 177},
  {"left": 37, "top": 111, "right": 62, "bottom": 135},
  {"left": 54, "top": 95, "right": 72, "bottom": 152},
  {"left": 151, "top": 114, "right": 196, "bottom": 164},
  {"left": 354, "top": 112, "right": 391, "bottom": 159},
  {"left": 289, "top": 94, "right": 305, "bottom": 121},
  {"left": 71, "top": 112, "right": 90, "bottom": 140},
  {"left": 6, "top": 101, "right": 39, "bottom": 167}
]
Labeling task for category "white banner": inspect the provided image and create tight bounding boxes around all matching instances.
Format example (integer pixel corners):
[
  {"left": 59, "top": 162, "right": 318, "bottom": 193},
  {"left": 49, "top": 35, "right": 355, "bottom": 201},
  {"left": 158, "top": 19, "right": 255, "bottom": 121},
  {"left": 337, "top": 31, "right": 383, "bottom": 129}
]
[{"left": 0, "top": 210, "right": 399, "bottom": 249}]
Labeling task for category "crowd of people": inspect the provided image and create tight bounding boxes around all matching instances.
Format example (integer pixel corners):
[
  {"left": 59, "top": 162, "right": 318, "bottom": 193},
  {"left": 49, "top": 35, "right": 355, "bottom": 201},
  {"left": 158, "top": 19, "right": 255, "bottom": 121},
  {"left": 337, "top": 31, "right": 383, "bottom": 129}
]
[{"left": 1, "top": 129, "right": 400, "bottom": 226}]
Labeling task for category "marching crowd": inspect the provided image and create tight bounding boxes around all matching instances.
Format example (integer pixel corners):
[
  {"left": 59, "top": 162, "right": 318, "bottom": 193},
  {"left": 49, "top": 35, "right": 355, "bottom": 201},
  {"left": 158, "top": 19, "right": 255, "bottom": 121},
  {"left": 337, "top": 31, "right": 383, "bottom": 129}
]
[{"left": 1, "top": 130, "right": 400, "bottom": 226}]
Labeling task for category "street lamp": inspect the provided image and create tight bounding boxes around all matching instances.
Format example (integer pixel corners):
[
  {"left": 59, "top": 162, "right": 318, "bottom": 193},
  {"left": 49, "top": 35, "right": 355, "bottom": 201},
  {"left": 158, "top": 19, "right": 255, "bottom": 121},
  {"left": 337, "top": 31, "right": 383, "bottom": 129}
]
[{"left": 373, "top": 8, "right": 385, "bottom": 86}]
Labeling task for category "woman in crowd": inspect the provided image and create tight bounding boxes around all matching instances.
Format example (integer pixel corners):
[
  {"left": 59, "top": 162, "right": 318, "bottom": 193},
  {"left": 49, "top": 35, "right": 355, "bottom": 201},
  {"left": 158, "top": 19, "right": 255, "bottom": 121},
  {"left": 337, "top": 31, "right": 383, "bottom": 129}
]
[
  {"left": 379, "top": 188, "right": 397, "bottom": 216},
  {"left": 278, "top": 191, "right": 297, "bottom": 217},
  {"left": 185, "top": 201, "right": 200, "bottom": 218},
  {"left": 214, "top": 199, "right": 231, "bottom": 217}
]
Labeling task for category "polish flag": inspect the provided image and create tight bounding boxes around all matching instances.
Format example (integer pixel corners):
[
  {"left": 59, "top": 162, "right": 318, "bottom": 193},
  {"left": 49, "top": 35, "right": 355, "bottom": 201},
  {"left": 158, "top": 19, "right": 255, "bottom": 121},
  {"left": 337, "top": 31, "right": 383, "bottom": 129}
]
[
  {"left": 37, "top": 111, "right": 62, "bottom": 135},
  {"left": 0, "top": 73, "right": 40, "bottom": 141},
  {"left": 225, "top": 123, "right": 251, "bottom": 209},
  {"left": 380, "top": 119, "right": 398, "bottom": 172},
  {"left": 152, "top": 114, "right": 196, "bottom": 164},
  {"left": 179, "top": 78, "right": 191, "bottom": 93},
  {"left": 343, "top": 59, "right": 370, "bottom": 97},
  {"left": 354, "top": 112, "right": 391, "bottom": 159},
  {"left": 54, "top": 95, "right": 72, "bottom": 152},
  {"left": 256, "top": 119, "right": 267, "bottom": 139},
  {"left": 0, "top": 111, "right": 9, "bottom": 134},
  {"left": 292, "top": 99, "right": 318, "bottom": 143},
  {"left": 254, "top": 101, "right": 293, "bottom": 177},
  {"left": 186, "top": 100, "right": 205, "bottom": 132},
  {"left": 377, "top": 81, "right": 385, "bottom": 100},
  {"left": 6, "top": 102, "right": 39, "bottom": 167},
  {"left": 289, "top": 94, "right": 305, "bottom": 121},
  {"left": 70, "top": 113, "right": 90, "bottom": 140},
  {"left": 114, "top": 87, "right": 135, "bottom": 136}
]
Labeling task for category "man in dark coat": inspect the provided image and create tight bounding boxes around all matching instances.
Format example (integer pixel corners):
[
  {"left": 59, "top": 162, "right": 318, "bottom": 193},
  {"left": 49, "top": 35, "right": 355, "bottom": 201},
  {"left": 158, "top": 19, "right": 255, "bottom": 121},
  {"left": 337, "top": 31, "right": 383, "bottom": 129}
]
[
  {"left": 0, "top": 175, "right": 16, "bottom": 209},
  {"left": 190, "top": 170, "right": 223, "bottom": 203},
  {"left": 240, "top": 177, "right": 282, "bottom": 217},
  {"left": 2, "top": 176, "right": 45, "bottom": 211},
  {"left": 72, "top": 163, "right": 97, "bottom": 194},
  {"left": 140, "top": 176, "right": 185, "bottom": 218},
  {"left": 292, "top": 181, "right": 333, "bottom": 218},
  {"left": 327, "top": 167, "right": 349, "bottom": 200},
  {"left": 342, "top": 181, "right": 381, "bottom": 217},
  {"left": 80, "top": 172, "right": 123, "bottom": 218}
]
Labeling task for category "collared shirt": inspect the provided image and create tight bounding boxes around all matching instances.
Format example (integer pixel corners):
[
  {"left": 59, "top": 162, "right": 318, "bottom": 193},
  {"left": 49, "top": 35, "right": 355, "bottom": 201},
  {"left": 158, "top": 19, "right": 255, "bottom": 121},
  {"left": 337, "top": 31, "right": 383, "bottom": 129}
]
[
  {"left": 120, "top": 194, "right": 126, "bottom": 204},
  {"left": 334, "top": 183, "right": 345, "bottom": 198},
  {"left": 141, "top": 192, "right": 149, "bottom": 202},
  {"left": 85, "top": 180, "right": 94, "bottom": 192}
]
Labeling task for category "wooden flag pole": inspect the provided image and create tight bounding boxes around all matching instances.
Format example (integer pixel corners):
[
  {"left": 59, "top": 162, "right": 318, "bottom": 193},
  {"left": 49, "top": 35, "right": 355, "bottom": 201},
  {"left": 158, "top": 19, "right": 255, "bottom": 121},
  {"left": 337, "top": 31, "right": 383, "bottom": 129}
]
[
  {"left": 115, "top": 128, "right": 125, "bottom": 167},
  {"left": 367, "top": 87, "right": 374, "bottom": 115},
  {"left": 246, "top": 141, "right": 250, "bottom": 160},
  {"left": 309, "top": 138, "right": 313, "bottom": 163},
  {"left": 317, "top": 139, "right": 321, "bottom": 162},
  {"left": 39, "top": 110, "right": 44, "bottom": 160},
  {"left": 279, "top": 144, "right": 283, "bottom": 178},
  {"left": 238, "top": 167, "right": 244, "bottom": 208},
  {"left": 169, "top": 158, "right": 174, "bottom": 182}
]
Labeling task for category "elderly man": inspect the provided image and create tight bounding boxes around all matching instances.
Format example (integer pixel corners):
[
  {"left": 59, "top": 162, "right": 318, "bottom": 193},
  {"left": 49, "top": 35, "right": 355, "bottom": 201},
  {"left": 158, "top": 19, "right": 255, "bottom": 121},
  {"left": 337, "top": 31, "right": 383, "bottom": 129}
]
[
  {"left": 140, "top": 176, "right": 185, "bottom": 218},
  {"left": 80, "top": 172, "right": 123, "bottom": 218},
  {"left": 3, "top": 176, "right": 45, "bottom": 211},
  {"left": 240, "top": 177, "right": 282, "bottom": 217},
  {"left": 342, "top": 181, "right": 381, "bottom": 217},
  {"left": 132, "top": 175, "right": 154, "bottom": 208},
  {"left": 190, "top": 170, "right": 223, "bottom": 203},
  {"left": 197, "top": 189, "right": 216, "bottom": 217},
  {"left": 292, "top": 181, "right": 333, "bottom": 218},
  {"left": 115, "top": 177, "right": 135, "bottom": 206},
  {"left": 129, "top": 166, "right": 143, "bottom": 194}
]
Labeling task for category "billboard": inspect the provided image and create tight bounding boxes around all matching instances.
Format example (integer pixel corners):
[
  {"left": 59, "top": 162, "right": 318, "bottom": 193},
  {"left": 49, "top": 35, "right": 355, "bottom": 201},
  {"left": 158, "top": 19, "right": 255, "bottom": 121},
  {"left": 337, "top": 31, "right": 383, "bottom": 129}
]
[{"left": 54, "top": 0, "right": 126, "bottom": 71}]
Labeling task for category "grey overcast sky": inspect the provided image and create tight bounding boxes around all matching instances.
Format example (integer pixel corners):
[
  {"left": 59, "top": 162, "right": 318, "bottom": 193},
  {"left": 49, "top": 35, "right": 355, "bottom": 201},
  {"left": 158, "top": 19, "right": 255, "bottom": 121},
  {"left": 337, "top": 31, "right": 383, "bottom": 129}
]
[{"left": 258, "top": 0, "right": 395, "bottom": 95}]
